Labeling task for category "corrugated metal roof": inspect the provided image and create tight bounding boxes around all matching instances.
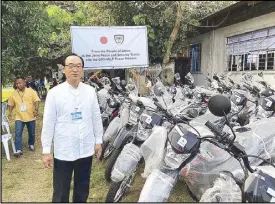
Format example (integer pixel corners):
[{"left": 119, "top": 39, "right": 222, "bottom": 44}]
[{"left": 200, "top": 1, "right": 262, "bottom": 22}]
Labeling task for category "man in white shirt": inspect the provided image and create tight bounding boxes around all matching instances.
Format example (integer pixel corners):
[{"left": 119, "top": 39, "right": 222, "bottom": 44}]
[{"left": 41, "top": 53, "right": 103, "bottom": 203}]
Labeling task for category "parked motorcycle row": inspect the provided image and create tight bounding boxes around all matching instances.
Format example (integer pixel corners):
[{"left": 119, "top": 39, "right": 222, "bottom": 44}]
[{"left": 92, "top": 71, "right": 275, "bottom": 203}]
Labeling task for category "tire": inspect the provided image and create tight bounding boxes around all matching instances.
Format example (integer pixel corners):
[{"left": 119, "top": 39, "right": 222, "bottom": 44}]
[
  {"left": 103, "top": 143, "right": 114, "bottom": 160},
  {"left": 105, "top": 173, "right": 136, "bottom": 202},
  {"left": 105, "top": 148, "right": 122, "bottom": 182},
  {"left": 103, "top": 125, "right": 107, "bottom": 134},
  {"left": 184, "top": 181, "right": 199, "bottom": 202},
  {"left": 99, "top": 141, "right": 109, "bottom": 161},
  {"left": 105, "top": 181, "right": 123, "bottom": 203}
]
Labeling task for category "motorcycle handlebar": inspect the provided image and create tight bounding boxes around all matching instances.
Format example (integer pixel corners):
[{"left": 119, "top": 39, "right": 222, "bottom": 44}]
[
  {"left": 203, "top": 120, "right": 255, "bottom": 173},
  {"left": 154, "top": 101, "right": 189, "bottom": 124},
  {"left": 205, "top": 121, "right": 224, "bottom": 138}
]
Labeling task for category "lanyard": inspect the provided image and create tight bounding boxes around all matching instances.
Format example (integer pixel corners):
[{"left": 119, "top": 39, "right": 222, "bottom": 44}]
[
  {"left": 17, "top": 90, "right": 25, "bottom": 103},
  {"left": 69, "top": 88, "right": 80, "bottom": 111}
]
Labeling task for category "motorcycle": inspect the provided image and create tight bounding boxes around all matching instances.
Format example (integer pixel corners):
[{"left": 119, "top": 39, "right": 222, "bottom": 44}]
[{"left": 138, "top": 94, "right": 275, "bottom": 202}]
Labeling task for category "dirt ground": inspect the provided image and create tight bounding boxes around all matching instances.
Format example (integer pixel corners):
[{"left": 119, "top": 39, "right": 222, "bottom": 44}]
[{"left": 1, "top": 101, "right": 193, "bottom": 202}]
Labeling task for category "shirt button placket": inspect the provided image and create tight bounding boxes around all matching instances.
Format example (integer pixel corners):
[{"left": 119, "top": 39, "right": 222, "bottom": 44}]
[{"left": 79, "top": 123, "right": 84, "bottom": 156}]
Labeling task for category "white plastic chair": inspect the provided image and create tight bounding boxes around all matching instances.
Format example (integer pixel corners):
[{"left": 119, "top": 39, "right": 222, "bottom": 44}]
[{"left": 2, "top": 102, "right": 16, "bottom": 161}]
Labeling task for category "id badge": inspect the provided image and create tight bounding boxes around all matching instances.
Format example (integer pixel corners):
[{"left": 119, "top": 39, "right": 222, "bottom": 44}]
[
  {"left": 20, "top": 104, "right": 27, "bottom": 112},
  {"left": 71, "top": 112, "right": 83, "bottom": 121}
]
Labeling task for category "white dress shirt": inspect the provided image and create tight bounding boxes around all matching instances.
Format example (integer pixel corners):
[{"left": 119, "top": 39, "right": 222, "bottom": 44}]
[{"left": 41, "top": 81, "right": 103, "bottom": 161}]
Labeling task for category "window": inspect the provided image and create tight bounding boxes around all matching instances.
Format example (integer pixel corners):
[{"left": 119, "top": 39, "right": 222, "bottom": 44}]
[
  {"left": 190, "top": 43, "right": 201, "bottom": 72},
  {"left": 226, "top": 27, "right": 275, "bottom": 71}
]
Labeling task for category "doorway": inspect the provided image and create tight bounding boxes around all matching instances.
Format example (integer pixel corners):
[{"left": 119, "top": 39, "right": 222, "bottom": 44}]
[{"left": 174, "top": 57, "right": 190, "bottom": 84}]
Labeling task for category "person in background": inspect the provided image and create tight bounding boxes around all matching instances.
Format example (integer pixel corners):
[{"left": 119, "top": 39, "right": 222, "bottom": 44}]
[
  {"left": 50, "top": 78, "right": 58, "bottom": 89},
  {"left": 8, "top": 76, "right": 41, "bottom": 157},
  {"left": 13, "top": 78, "right": 17, "bottom": 90},
  {"left": 26, "top": 75, "right": 38, "bottom": 92},
  {"left": 41, "top": 53, "right": 103, "bottom": 203},
  {"left": 52, "top": 78, "right": 58, "bottom": 87}
]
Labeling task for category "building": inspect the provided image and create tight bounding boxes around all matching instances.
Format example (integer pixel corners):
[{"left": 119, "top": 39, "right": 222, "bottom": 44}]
[{"left": 186, "top": 1, "right": 275, "bottom": 86}]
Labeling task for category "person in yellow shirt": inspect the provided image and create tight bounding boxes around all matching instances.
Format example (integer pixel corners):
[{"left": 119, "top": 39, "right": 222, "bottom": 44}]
[{"left": 8, "top": 76, "right": 41, "bottom": 157}]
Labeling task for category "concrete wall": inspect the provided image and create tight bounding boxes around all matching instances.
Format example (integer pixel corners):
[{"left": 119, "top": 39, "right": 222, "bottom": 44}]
[{"left": 188, "top": 12, "right": 275, "bottom": 87}]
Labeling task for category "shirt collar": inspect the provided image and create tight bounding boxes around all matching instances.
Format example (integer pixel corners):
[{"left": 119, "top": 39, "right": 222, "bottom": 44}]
[{"left": 65, "top": 81, "right": 82, "bottom": 90}]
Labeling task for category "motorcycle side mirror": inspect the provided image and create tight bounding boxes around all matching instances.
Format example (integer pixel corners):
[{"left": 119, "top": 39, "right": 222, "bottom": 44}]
[
  {"left": 258, "top": 72, "right": 263, "bottom": 78},
  {"left": 259, "top": 81, "right": 267, "bottom": 87},
  {"left": 229, "top": 78, "right": 234, "bottom": 84},
  {"left": 153, "top": 97, "right": 158, "bottom": 102},
  {"left": 136, "top": 100, "right": 144, "bottom": 107},
  {"left": 213, "top": 75, "right": 220, "bottom": 82},
  {"left": 208, "top": 95, "right": 231, "bottom": 117}
]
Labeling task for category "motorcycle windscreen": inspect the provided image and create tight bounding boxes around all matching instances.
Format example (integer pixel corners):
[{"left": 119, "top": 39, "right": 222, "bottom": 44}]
[
  {"left": 137, "top": 111, "right": 163, "bottom": 141},
  {"left": 230, "top": 91, "right": 247, "bottom": 106},
  {"left": 244, "top": 169, "right": 275, "bottom": 202},
  {"left": 167, "top": 124, "right": 200, "bottom": 154},
  {"left": 258, "top": 97, "right": 275, "bottom": 112}
]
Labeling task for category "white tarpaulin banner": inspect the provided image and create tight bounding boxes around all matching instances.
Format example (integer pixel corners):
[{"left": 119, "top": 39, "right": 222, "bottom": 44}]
[{"left": 70, "top": 26, "right": 149, "bottom": 70}]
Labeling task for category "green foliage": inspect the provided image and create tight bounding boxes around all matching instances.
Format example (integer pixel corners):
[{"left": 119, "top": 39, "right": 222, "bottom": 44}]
[
  {"left": 1, "top": 1, "right": 51, "bottom": 84},
  {"left": 2, "top": 1, "right": 236, "bottom": 84},
  {"left": 108, "top": 1, "right": 236, "bottom": 64}
]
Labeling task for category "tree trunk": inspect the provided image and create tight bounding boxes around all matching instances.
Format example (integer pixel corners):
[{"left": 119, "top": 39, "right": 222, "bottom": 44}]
[{"left": 162, "top": 1, "right": 185, "bottom": 65}]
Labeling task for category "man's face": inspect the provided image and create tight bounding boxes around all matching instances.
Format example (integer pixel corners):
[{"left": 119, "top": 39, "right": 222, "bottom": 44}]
[
  {"left": 16, "top": 79, "right": 26, "bottom": 91},
  {"left": 63, "top": 56, "right": 83, "bottom": 81},
  {"left": 27, "top": 76, "right": 32, "bottom": 82}
]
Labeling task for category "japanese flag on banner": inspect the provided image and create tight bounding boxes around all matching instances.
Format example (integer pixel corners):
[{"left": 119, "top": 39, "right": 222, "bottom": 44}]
[
  {"left": 94, "top": 35, "right": 114, "bottom": 46},
  {"left": 70, "top": 26, "right": 149, "bottom": 70}
]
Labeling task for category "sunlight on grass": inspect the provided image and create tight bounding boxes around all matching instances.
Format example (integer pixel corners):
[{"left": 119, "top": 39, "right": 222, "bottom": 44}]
[{"left": 1, "top": 100, "right": 193, "bottom": 202}]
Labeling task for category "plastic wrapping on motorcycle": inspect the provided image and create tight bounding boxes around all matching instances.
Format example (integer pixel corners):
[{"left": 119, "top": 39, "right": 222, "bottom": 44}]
[
  {"left": 128, "top": 103, "right": 144, "bottom": 125},
  {"left": 180, "top": 117, "right": 275, "bottom": 200},
  {"left": 103, "top": 117, "right": 121, "bottom": 142},
  {"left": 111, "top": 143, "right": 142, "bottom": 182},
  {"left": 125, "top": 78, "right": 138, "bottom": 96},
  {"left": 140, "top": 126, "right": 167, "bottom": 178},
  {"left": 164, "top": 143, "right": 191, "bottom": 170},
  {"left": 119, "top": 104, "right": 130, "bottom": 129},
  {"left": 200, "top": 171, "right": 242, "bottom": 202},
  {"left": 189, "top": 110, "right": 224, "bottom": 137},
  {"left": 230, "top": 90, "right": 248, "bottom": 106},
  {"left": 136, "top": 110, "right": 163, "bottom": 141},
  {"left": 151, "top": 79, "right": 174, "bottom": 109},
  {"left": 174, "top": 87, "right": 184, "bottom": 101},
  {"left": 138, "top": 169, "right": 177, "bottom": 202},
  {"left": 200, "top": 166, "right": 275, "bottom": 202},
  {"left": 97, "top": 88, "right": 109, "bottom": 109}
]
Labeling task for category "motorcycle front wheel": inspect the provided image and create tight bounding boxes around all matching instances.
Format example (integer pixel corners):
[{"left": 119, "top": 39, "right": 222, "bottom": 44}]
[
  {"left": 105, "top": 173, "right": 136, "bottom": 202},
  {"left": 105, "top": 148, "right": 122, "bottom": 182},
  {"left": 99, "top": 141, "right": 111, "bottom": 161}
]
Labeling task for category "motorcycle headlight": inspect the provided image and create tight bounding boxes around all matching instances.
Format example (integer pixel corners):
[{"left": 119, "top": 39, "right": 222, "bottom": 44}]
[{"left": 137, "top": 123, "right": 151, "bottom": 141}]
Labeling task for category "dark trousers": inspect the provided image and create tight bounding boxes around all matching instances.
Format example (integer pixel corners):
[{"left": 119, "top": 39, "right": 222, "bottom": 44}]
[
  {"left": 15, "top": 120, "right": 35, "bottom": 151},
  {"left": 52, "top": 156, "right": 93, "bottom": 203}
]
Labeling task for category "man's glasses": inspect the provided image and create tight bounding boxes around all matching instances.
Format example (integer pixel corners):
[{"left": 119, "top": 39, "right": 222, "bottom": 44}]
[{"left": 65, "top": 64, "right": 83, "bottom": 70}]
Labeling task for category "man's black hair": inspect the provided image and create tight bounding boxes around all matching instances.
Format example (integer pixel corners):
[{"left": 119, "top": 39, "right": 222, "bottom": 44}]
[
  {"left": 15, "top": 76, "right": 25, "bottom": 80},
  {"left": 61, "top": 53, "right": 85, "bottom": 67}
]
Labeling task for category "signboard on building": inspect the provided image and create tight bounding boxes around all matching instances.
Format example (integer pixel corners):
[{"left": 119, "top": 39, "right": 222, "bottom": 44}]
[{"left": 70, "top": 26, "right": 149, "bottom": 70}]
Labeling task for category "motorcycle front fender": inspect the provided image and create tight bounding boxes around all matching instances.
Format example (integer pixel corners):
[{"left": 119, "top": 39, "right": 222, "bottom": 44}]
[{"left": 112, "top": 126, "right": 134, "bottom": 149}]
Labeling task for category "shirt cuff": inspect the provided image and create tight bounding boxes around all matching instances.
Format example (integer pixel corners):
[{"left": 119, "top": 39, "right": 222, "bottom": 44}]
[
  {"left": 95, "top": 137, "right": 103, "bottom": 144},
  {"left": 43, "top": 147, "right": 51, "bottom": 154}
]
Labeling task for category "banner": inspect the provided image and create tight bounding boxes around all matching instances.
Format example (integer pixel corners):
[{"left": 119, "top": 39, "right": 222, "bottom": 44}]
[{"left": 70, "top": 26, "right": 149, "bottom": 70}]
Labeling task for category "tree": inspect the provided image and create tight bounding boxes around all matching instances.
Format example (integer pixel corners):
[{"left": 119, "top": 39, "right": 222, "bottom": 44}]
[
  {"left": 107, "top": 1, "right": 236, "bottom": 66},
  {"left": 1, "top": 1, "right": 237, "bottom": 85},
  {"left": 1, "top": 1, "right": 51, "bottom": 84}
]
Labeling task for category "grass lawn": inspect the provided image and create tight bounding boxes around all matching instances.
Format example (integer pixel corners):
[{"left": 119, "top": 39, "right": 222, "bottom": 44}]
[{"left": 1, "top": 101, "right": 194, "bottom": 202}]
